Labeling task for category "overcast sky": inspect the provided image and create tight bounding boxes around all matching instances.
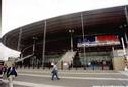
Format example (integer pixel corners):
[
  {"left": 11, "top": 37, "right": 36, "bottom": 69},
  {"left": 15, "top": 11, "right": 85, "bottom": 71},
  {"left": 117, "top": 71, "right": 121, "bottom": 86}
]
[
  {"left": 0, "top": 0, "right": 1, "bottom": 37},
  {"left": 2, "top": 0, "right": 128, "bottom": 36},
  {"left": 1, "top": 0, "right": 128, "bottom": 60}
]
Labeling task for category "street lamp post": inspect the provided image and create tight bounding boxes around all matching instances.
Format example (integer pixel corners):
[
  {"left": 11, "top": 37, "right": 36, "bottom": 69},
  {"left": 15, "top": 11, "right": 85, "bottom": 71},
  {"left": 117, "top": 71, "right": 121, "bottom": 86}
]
[
  {"left": 69, "top": 29, "right": 74, "bottom": 51},
  {"left": 119, "top": 24, "right": 128, "bottom": 71},
  {"left": 32, "top": 36, "right": 38, "bottom": 69},
  {"left": 121, "top": 37, "right": 128, "bottom": 71},
  {"left": 32, "top": 36, "right": 38, "bottom": 54}
]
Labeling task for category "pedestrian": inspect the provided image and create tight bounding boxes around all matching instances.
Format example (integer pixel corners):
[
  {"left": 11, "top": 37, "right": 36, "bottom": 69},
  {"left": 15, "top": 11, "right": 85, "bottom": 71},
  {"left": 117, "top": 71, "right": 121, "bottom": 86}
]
[
  {"left": 68, "top": 61, "right": 72, "bottom": 70},
  {"left": 7, "top": 64, "right": 17, "bottom": 87},
  {"left": 51, "top": 63, "right": 60, "bottom": 80},
  {"left": 2, "top": 64, "right": 8, "bottom": 79}
]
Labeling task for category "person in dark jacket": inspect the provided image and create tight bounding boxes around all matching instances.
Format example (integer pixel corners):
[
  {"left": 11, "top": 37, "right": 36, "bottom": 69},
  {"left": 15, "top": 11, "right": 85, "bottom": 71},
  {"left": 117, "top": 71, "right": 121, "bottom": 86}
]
[
  {"left": 7, "top": 64, "right": 17, "bottom": 87},
  {"left": 51, "top": 63, "right": 60, "bottom": 80}
]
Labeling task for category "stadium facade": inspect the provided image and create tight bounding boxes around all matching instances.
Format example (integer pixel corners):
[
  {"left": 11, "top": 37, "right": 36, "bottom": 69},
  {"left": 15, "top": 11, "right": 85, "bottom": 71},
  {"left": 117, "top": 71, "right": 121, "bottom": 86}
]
[{"left": 2, "top": 5, "right": 128, "bottom": 70}]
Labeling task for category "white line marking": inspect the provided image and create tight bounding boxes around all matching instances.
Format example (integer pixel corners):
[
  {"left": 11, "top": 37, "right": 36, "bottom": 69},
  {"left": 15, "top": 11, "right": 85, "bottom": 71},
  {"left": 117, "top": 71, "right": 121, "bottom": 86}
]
[
  {"left": 3, "top": 80, "right": 64, "bottom": 87},
  {"left": 119, "top": 71, "right": 128, "bottom": 77},
  {"left": 18, "top": 71, "right": 120, "bottom": 75},
  {"left": 19, "top": 73, "right": 128, "bottom": 81},
  {"left": 92, "top": 85, "right": 128, "bottom": 87}
]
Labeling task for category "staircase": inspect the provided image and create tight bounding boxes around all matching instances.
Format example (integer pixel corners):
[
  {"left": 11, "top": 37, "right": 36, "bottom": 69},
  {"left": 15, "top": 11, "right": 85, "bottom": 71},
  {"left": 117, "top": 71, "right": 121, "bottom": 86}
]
[{"left": 57, "top": 51, "right": 77, "bottom": 69}]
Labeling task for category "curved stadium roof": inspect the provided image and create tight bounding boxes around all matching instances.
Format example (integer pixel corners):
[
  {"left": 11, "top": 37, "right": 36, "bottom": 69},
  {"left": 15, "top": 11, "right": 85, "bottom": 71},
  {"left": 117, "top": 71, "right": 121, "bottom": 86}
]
[{"left": 2, "top": 5, "right": 128, "bottom": 53}]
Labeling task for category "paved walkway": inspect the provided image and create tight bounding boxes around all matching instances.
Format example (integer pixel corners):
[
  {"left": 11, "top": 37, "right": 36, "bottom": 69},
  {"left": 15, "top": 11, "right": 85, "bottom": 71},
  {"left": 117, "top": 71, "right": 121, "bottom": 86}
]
[
  {"left": 2, "top": 69, "right": 128, "bottom": 87},
  {"left": 17, "top": 69, "right": 119, "bottom": 75},
  {"left": 119, "top": 71, "right": 128, "bottom": 77},
  {"left": 19, "top": 73, "right": 128, "bottom": 81},
  {"left": 3, "top": 80, "right": 64, "bottom": 87}
]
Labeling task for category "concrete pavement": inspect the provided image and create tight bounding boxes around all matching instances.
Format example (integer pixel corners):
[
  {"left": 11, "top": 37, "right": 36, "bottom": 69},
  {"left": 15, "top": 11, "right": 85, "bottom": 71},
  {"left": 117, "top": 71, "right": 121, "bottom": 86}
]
[
  {"left": 3, "top": 80, "right": 64, "bottom": 87},
  {"left": 1, "top": 69, "right": 128, "bottom": 87}
]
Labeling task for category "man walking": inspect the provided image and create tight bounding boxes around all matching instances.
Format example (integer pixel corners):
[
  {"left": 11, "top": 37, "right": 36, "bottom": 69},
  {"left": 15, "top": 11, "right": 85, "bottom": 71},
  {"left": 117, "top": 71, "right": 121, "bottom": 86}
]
[
  {"left": 7, "top": 64, "right": 17, "bottom": 87},
  {"left": 51, "top": 63, "right": 60, "bottom": 80}
]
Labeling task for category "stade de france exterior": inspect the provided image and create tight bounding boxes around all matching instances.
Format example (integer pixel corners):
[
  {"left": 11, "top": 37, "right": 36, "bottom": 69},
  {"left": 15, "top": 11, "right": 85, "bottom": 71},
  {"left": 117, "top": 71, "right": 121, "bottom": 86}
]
[{"left": 2, "top": 5, "right": 128, "bottom": 70}]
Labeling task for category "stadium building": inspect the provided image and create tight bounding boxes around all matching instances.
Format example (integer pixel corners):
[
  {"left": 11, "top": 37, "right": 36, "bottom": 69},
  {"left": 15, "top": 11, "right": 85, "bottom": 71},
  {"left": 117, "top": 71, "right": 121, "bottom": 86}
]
[{"left": 2, "top": 5, "right": 128, "bottom": 70}]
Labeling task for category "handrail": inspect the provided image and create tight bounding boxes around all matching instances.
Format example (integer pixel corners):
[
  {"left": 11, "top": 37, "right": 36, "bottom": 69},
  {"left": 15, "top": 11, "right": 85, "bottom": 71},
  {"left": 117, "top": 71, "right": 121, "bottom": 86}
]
[
  {"left": 22, "top": 45, "right": 33, "bottom": 53},
  {"left": 15, "top": 54, "right": 34, "bottom": 63}
]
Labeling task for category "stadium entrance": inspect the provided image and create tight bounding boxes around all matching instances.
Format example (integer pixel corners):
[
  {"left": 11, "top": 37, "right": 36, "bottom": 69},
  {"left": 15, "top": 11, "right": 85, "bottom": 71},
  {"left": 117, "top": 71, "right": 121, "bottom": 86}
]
[
  {"left": 73, "top": 34, "right": 120, "bottom": 70},
  {"left": 76, "top": 50, "right": 113, "bottom": 70}
]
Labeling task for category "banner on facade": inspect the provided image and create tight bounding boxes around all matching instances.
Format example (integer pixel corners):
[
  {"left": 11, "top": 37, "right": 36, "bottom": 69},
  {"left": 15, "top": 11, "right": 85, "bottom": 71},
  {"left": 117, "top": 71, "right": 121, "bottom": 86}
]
[{"left": 77, "top": 35, "right": 120, "bottom": 47}]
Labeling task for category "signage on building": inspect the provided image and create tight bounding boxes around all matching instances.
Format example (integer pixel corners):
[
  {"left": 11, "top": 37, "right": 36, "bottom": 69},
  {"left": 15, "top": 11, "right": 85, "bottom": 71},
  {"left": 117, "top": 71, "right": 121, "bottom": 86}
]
[{"left": 77, "top": 35, "right": 120, "bottom": 47}]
